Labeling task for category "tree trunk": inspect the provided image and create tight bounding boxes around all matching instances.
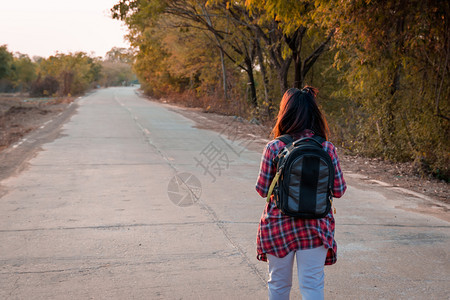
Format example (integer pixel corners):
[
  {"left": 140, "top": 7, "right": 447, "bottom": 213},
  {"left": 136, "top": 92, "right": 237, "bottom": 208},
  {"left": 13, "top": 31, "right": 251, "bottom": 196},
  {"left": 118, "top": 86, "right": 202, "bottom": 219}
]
[
  {"left": 62, "top": 70, "right": 73, "bottom": 96},
  {"left": 279, "top": 60, "right": 291, "bottom": 94},
  {"left": 251, "top": 20, "right": 291, "bottom": 96},
  {"left": 286, "top": 27, "right": 306, "bottom": 89},
  {"left": 286, "top": 27, "right": 335, "bottom": 90},
  {"left": 244, "top": 57, "right": 257, "bottom": 108},
  {"left": 255, "top": 39, "right": 272, "bottom": 117},
  {"left": 218, "top": 47, "right": 228, "bottom": 100},
  {"left": 200, "top": 3, "right": 228, "bottom": 100},
  {"left": 293, "top": 55, "right": 303, "bottom": 89}
]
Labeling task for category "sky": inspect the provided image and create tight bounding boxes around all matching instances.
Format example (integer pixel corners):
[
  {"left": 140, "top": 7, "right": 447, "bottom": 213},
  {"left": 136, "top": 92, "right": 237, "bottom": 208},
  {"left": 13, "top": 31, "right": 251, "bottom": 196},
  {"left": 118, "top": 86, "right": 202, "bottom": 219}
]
[{"left": 0, "top": 0, "right": 130, "bottom": 59}]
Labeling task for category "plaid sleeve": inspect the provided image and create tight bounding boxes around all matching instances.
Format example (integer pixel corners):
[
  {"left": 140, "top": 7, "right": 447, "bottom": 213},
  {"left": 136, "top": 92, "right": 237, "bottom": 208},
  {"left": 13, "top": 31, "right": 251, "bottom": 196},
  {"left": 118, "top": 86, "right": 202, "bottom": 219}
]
[
  {"left": 255, "top": 142, "right": 277, "bottom": 198},
  {"left": 323, "top": 141, "right": 347, "bottom": 198}
]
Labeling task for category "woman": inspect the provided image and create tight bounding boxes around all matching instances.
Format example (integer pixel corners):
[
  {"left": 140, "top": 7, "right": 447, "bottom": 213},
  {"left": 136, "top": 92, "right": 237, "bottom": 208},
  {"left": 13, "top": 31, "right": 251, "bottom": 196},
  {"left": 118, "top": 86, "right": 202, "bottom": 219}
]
[{"left": 255, "top": 87, "right": 346, "bottom": 300}]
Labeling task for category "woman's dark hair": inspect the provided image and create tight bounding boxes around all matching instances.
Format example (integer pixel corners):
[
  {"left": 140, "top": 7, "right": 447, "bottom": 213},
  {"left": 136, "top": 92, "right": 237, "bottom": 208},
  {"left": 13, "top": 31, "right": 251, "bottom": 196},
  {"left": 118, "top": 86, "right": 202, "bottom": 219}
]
[{"left": 271, "top": 86, "right": 329, "bottom": 139}]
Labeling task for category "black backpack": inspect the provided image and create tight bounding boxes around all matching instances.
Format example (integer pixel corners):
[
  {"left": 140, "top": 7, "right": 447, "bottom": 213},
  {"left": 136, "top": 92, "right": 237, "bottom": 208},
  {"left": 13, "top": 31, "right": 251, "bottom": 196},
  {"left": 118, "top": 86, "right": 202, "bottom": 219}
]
[{"left": 266, "top": 135, "right": 335, "bottom": 219}]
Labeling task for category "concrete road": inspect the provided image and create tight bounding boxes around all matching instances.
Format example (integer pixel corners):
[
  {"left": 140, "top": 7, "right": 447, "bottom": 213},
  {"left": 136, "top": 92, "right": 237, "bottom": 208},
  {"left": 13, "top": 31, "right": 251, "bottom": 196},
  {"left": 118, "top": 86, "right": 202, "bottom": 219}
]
[{"left": 0, "top": 87, "right": 448, "bottom": 299}]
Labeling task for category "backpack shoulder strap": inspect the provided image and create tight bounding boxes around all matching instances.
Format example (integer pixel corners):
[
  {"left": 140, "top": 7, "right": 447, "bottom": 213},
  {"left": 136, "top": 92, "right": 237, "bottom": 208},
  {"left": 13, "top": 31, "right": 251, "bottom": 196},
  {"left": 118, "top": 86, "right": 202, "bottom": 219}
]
[
  {"left": 266, "top": 136, "right": 288, "bottom": 204},
  {"left": 273, "top": 134, "right": 293, "bottom": 165},
  {"left": 276, "top": 134, "right": 294, "bottom": 145},
  {"left": 311, "top": 135, "right": 326, "bottom": 145}
]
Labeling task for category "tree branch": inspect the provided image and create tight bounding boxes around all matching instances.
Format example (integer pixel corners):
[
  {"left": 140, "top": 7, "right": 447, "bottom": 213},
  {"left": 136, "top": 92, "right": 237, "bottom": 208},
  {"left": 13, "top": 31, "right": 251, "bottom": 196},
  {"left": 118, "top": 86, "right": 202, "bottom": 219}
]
[{"left": 302, "top": 29, "right": 336, "bottom": 77}]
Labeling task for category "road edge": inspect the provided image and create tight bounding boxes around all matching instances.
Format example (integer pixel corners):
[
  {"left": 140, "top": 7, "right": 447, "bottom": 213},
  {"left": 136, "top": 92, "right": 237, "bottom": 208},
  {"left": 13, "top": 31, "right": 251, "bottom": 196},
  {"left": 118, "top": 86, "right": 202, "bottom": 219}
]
[{"left": 0, "top": 99, "right": 80, "bottom": 185}]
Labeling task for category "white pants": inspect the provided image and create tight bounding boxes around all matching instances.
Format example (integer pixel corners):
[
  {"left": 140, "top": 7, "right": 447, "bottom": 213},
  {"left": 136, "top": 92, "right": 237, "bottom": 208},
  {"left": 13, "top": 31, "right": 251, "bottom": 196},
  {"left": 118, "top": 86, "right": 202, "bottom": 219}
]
[{"left": 267, "top": 246, "right": 328, "bottom": 300}]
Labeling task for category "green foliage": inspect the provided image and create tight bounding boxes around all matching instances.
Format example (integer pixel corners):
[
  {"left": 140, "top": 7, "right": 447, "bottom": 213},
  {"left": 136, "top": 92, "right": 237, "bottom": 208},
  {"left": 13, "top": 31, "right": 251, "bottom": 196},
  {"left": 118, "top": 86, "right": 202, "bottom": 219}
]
[
  {"left": 0, "top": 45, "right": 13, "bottom": 80},
  {"left": 38, "top": 52, "right": 103, "bottom": 96},
  {"left": 0, "top": 46, "right": 37, "bottom": 92},
  {"left": 245, "top": 0, "right": 315, "bottom": 34},
  {"left": 10, "top": 54, "right": 37, "bottom": 91},
  {"left": 0, "top": 45, "right": 138, "bottom": 96}
]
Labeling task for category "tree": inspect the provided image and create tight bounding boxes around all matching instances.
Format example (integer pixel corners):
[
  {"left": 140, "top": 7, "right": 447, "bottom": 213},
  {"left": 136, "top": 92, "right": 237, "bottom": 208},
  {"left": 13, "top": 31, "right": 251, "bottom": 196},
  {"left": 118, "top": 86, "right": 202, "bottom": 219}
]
[
  {"left": 113, "top": 0, "right": 258, "bottom": 103},
  {"left": 10, "top": 53, "right": 37, "bottom": 91},
  {"left": 0, "top": 45, "right": 13, "bottom": 80},
  {"left": 244, "top": 0, "right": 336, "bottom": 90},
  {"left": 101, "top": 47, "right": 136, "bottom": 87},
  {"left": 317, "top": 0, "right": 449, "bottom": 178},
  {"left": 105, "top": 47, "right": 134, "bottom": 63},
  {"left": 30, "top": 75, "right": 59, "bottom": 97},
  {"left": 37, "top": 52, "right": 102, "bottom": 96}
]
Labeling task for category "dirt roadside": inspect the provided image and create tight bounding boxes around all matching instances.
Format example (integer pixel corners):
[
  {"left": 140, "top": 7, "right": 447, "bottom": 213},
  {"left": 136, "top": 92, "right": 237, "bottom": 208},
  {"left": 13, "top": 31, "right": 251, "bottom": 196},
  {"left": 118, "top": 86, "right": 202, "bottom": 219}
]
[
  {"left": 0, "top": 94, "right": 74, "bottom": 151},
  {"left": 0, "top": 93, "right": 78, "bottom": 184}
]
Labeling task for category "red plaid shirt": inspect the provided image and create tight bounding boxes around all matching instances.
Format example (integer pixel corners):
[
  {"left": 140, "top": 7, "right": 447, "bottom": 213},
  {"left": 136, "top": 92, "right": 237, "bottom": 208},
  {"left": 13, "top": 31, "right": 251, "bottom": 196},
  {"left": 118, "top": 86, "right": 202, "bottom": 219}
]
[{"left": 255, "top": 131, "right": 346, "bottom": 265}]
